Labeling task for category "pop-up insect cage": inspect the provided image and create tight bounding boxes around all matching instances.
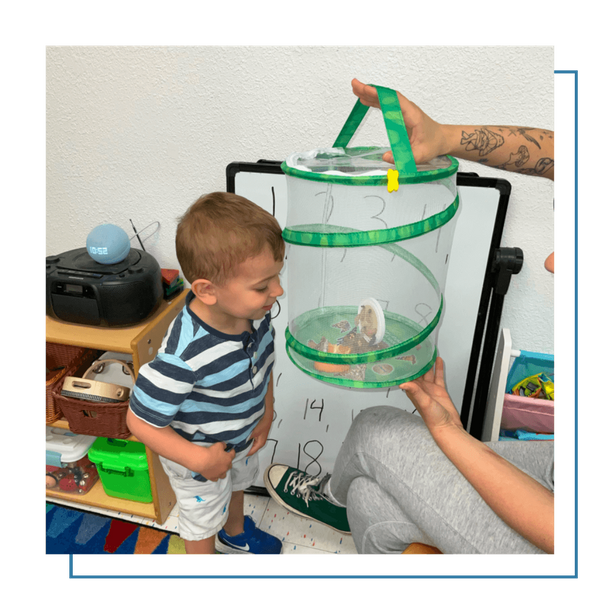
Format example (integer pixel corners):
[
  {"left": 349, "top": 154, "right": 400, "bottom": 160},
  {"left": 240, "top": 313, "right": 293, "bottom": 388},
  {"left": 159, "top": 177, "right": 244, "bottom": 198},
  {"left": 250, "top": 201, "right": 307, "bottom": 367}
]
[{"left": 281, "top": 85, "right": 459, "bottom": 388}]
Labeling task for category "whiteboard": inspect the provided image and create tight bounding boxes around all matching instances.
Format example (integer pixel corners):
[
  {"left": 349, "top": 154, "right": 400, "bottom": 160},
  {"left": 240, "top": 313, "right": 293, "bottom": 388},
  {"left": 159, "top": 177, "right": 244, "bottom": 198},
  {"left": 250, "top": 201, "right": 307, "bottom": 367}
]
[{"left": 226, "top": 162, "right": 509, "bottom": 484}]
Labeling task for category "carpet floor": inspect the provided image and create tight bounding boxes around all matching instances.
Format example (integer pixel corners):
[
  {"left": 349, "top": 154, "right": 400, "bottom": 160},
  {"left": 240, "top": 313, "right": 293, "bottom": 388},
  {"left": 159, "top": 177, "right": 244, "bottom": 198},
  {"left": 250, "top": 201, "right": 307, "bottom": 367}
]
[{"left": 46, "top": 503, "right": 186, "bottom": 554}]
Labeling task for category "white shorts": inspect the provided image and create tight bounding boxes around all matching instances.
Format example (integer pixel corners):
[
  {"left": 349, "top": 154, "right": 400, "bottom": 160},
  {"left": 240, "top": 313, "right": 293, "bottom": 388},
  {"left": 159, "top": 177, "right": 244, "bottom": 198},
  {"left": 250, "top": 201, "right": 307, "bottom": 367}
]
[{"left": 159, "top": 444, "right": 259, "bottom": 541}]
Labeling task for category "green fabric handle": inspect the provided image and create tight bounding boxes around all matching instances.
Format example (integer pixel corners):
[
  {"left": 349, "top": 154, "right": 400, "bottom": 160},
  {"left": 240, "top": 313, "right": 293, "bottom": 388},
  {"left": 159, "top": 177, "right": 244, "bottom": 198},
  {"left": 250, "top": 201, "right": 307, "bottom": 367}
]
[{"left": 333, "top": 84, "right": 417, "bottom": 174}]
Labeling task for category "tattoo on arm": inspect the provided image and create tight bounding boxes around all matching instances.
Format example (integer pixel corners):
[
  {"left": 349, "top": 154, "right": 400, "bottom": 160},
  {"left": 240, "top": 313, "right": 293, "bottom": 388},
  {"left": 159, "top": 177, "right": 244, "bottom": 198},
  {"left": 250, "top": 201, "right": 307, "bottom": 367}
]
[
  {"left": 500, "top": 145, "right": 530, "bottom": 169},
  {"left": 460, "top": 128, "right": 504, "bottom": 156},
  {"left": 515, "top": 128, "right": 542, "bottom": 149},
  {"left": 519, "top": 157, "right": 555, "bottom": 176},
  {"left": 460, "top": 127, "right": 553, "bottom": 176}
]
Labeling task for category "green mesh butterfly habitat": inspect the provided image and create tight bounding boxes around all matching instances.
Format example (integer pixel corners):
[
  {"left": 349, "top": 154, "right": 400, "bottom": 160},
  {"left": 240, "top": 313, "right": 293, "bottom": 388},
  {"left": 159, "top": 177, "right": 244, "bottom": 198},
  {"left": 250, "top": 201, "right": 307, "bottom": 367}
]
[{"left": 282, "top": 85, "right": 460, "bottom": 388}]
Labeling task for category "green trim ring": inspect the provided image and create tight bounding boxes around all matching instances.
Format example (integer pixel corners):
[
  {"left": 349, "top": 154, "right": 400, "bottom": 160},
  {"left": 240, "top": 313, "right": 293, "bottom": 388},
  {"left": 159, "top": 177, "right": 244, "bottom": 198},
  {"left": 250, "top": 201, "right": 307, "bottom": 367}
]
[
  {"left": 285, "top": 296, "right": 443, "bottom": 365},
  {"left": 281, "top": 150, "right": 458, "bottom": 186},
  {"left": 285, "top": 343, "right": 438, "bottom": 389},
  {"left": 283, "top": 194, "right": 459, "bottom": 247}
]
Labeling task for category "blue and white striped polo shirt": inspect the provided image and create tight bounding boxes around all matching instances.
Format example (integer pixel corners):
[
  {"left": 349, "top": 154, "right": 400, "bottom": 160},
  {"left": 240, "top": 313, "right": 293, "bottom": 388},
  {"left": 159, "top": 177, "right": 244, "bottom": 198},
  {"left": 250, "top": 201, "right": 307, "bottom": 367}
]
[{"left": 130, "top": 292, "right": 275, "bottom": 451}]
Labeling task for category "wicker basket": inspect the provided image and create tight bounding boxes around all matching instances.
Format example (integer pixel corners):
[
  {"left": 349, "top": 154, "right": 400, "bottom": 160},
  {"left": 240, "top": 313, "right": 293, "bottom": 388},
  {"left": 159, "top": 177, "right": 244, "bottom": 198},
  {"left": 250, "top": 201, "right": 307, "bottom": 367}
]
[
  {"left": 55, "top": 358, "right": 134, "bottom": 439},
  {"left": 56, "top": 394, "right": 132, "bottom": 438},
  {"left": 46, "top": 343, "right": 99, "bottom": 424}
]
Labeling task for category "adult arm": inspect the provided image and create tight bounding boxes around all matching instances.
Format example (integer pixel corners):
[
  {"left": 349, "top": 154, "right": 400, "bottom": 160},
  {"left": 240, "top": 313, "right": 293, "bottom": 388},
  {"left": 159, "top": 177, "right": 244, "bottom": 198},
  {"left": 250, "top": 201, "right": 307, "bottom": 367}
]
[
  {"left": 351, "top": 79, "right": 554, "bottom": 181},
  {"left": 433, "top": 420, "right": 554, "bottom": 553},
  {"left": 400, "top": 358, "right": 554, "bottom": 553}
]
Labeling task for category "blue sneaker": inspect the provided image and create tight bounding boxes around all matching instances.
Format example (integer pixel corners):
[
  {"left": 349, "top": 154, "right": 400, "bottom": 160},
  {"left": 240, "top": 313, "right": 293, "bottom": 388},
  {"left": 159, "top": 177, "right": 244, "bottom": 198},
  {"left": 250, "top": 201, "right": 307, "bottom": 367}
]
[{"left": 216, "top": 515, "right": 282, "bottom": 554}]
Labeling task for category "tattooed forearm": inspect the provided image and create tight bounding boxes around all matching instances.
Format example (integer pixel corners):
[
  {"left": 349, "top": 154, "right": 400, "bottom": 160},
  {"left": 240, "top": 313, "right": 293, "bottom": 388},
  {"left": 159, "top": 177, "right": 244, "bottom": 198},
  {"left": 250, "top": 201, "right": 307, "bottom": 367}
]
[{"left": 447, "top": 125, "right": 554, "bottom": 180}]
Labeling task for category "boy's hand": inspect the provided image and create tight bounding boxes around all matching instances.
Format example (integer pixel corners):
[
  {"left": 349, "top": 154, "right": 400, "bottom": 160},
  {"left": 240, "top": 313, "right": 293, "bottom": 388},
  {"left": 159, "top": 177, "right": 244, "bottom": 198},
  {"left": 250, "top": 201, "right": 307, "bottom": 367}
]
[{"left": 194, "top": 442, "right": 235, "bottom": 482}]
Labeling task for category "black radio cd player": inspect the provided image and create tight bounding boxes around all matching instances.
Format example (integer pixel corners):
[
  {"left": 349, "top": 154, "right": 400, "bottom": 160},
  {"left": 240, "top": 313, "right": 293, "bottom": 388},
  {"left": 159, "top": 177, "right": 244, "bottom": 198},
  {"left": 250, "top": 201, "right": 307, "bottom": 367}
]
[{"left": 46, "top": 248, "right": 163, "bottom": 327}]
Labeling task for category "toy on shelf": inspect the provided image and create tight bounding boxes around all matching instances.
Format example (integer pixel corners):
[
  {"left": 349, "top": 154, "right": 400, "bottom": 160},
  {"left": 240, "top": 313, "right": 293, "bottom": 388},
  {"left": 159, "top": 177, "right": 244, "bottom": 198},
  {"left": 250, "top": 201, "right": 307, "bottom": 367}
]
[
  {"left": 46, "top": 427, "right": 99, "bottom": 495},
  {"left": 161, "top": 268, "right": 184, "bottom": 299},
  {"left": 282, "top": 85, "right": 460, "bottom": 388},
  {"left": 511, "top": 372, "right": 554, "bottom": 401},
  {"left": 46, "top": 457, "right": 99, "bottom": 495}
]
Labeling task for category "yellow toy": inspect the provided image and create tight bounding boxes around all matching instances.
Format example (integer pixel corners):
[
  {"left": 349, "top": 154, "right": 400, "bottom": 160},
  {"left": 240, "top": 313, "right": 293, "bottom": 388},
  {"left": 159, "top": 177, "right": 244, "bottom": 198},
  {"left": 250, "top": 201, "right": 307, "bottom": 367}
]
[{"left": 511, "top": 372, "right": 554, "bottom": 401}]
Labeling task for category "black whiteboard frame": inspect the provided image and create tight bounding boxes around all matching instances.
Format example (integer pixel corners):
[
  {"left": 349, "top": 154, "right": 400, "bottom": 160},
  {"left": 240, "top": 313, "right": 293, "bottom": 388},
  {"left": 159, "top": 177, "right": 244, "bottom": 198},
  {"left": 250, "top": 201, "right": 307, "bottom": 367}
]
[{"left": 226, "top": 160, "right": 512, "bottom": 437}]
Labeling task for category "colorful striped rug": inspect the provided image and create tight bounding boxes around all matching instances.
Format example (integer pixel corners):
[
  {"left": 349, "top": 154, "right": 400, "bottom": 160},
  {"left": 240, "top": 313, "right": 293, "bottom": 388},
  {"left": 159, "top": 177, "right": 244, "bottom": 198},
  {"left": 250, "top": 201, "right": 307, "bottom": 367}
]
[{"left": 46, "top": 503, "right": 186, "bottom": 554}]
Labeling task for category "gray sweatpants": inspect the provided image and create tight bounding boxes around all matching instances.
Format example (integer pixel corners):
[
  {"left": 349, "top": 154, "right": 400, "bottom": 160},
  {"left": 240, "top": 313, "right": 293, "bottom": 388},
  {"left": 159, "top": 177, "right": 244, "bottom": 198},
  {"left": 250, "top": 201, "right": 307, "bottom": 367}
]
[{"left": 329, "top": 406, "right": 554, "bottom": 554}]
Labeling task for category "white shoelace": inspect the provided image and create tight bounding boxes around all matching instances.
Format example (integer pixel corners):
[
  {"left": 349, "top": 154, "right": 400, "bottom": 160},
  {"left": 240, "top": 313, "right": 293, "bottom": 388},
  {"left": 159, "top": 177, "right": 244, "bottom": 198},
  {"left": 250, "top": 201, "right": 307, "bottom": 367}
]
[{"left": 283, "top": 471, "right": 327, "bottom": 506}]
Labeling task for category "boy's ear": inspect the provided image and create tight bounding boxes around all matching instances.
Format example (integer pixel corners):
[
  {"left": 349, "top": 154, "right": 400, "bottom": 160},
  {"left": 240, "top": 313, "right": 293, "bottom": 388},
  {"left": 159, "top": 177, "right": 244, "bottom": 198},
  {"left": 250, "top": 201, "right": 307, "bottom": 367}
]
[{"left": 191, "top": 279, "right": 217, "bottom": 305}]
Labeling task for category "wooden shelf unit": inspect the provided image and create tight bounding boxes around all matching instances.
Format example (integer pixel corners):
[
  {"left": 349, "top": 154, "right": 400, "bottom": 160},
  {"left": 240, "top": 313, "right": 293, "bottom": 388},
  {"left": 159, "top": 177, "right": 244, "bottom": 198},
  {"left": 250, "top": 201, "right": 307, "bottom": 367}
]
[{"left": 46, "top": 290, "right": 187, "bottom": 524}]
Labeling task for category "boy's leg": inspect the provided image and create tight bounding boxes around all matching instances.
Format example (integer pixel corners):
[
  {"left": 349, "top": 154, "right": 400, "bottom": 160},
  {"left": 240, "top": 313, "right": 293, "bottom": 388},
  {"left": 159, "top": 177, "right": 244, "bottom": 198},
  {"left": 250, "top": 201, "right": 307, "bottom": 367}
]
[
  {"left": 184, "top": 536, "right": 216, "bottom": 555},
  {"left": 215, "top": 446, "right": 282, "bottom": 554},
  {"left": 158, "top": 455, "right": 231, "bottom": 553},
  {"left": 223, "top": 490, "right": 245, "bottom": 537}
]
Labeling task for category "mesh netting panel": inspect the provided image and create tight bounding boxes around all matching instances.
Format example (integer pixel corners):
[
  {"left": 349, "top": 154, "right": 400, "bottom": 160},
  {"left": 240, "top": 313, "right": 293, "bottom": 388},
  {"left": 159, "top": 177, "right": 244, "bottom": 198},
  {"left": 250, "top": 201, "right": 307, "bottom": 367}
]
[
  {"left": 286, "top": 241, "right": 442, "bottom": 354},
  {"left": 281, "top": 86, "right": 460, "bottom": 388},
  {"left": 282, "top": 186, "right": 458, "bottom": 388}
]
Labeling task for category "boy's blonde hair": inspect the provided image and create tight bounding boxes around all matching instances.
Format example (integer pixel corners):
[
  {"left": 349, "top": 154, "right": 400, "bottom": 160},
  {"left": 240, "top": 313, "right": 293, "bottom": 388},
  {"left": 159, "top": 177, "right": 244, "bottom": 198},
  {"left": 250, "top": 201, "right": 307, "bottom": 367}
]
[{"left": 176, "top": 192, "right": 285, "bottom": 286}]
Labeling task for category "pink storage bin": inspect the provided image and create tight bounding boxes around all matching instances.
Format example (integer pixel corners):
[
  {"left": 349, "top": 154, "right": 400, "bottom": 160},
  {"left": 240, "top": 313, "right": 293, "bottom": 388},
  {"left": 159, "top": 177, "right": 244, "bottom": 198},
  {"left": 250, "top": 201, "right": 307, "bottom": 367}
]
[
  {"left": 501, "top": 394, "right": 554, "bottom": 433},
  {"left": 502, "top": 350, "right": 554, "bottom": 434}
]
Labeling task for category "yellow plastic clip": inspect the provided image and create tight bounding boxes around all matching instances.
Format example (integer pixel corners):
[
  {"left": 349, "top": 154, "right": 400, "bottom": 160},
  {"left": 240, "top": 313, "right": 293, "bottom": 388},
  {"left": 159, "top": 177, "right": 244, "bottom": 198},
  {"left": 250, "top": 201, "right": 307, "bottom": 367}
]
[{"left": 387, "top": 169, "right": 399, "bottom": 193}]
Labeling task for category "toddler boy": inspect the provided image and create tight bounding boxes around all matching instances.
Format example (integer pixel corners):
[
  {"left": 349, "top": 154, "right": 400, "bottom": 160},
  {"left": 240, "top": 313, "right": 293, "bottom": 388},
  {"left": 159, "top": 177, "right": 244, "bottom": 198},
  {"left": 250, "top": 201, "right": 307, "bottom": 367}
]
[{"left": 127, "top": 192, "right": 285, "bottom": 554}]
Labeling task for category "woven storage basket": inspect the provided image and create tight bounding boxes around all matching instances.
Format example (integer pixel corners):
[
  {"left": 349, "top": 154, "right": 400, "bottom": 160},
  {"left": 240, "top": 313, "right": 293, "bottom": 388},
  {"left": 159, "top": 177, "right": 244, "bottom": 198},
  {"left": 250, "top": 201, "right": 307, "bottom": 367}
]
[
  {"left": 55, "top": 359, "right": 134, "bottom": 439},
  {"left": 46, "top": 343, "right": 99, "bottom": 424}
]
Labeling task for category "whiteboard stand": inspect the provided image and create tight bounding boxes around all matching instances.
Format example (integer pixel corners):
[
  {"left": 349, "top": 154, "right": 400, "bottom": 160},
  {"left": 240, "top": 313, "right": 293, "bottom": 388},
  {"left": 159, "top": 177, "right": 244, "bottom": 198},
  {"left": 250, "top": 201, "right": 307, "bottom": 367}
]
[
  {"left": 468, "top": 248, "right": 523, "bottom": 439},
  {"left": 226, "top": 160, "right": 520, "bottom": 490},
  {"left": 481, "top": 328, "right": 514, "bottom": 442}
]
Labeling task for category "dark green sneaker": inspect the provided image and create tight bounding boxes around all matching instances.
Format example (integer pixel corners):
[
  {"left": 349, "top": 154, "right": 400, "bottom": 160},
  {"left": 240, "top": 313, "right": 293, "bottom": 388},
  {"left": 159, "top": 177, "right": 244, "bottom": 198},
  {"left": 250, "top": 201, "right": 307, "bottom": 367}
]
[{"left": 263, "top": 464, "right": 351, "bottom": 534}]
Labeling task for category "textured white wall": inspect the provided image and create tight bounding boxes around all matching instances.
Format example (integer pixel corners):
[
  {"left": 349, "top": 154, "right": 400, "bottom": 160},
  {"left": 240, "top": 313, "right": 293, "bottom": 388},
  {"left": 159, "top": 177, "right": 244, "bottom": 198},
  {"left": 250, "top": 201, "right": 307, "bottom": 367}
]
[{"left": 46, "top": 45, "right": 553, "bottom": 354}]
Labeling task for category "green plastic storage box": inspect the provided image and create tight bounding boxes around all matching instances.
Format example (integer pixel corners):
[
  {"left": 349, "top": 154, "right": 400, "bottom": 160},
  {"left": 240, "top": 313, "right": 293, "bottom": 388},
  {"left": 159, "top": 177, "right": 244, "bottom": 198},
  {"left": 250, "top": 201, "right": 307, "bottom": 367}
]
[{"left": 88, "top": 437, "right": 153, "bottom": 503}]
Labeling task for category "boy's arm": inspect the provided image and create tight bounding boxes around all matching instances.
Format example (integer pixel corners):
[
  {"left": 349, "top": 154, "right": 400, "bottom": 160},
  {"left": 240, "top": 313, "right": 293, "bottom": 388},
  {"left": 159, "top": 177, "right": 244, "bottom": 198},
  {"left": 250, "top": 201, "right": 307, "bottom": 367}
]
[
  {"left": 126, "top": 408, "right": 234, "bottom": 481},
  {"left": 247, "top": 374, "right": 275, "bottom": 456}
]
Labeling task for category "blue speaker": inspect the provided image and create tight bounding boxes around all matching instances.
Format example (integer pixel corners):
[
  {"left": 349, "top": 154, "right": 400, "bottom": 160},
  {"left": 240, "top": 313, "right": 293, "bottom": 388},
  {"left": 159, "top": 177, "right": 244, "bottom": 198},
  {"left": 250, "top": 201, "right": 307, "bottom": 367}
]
[{"left": 86, "top": 224, "right": 131, "bottom": 264}]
